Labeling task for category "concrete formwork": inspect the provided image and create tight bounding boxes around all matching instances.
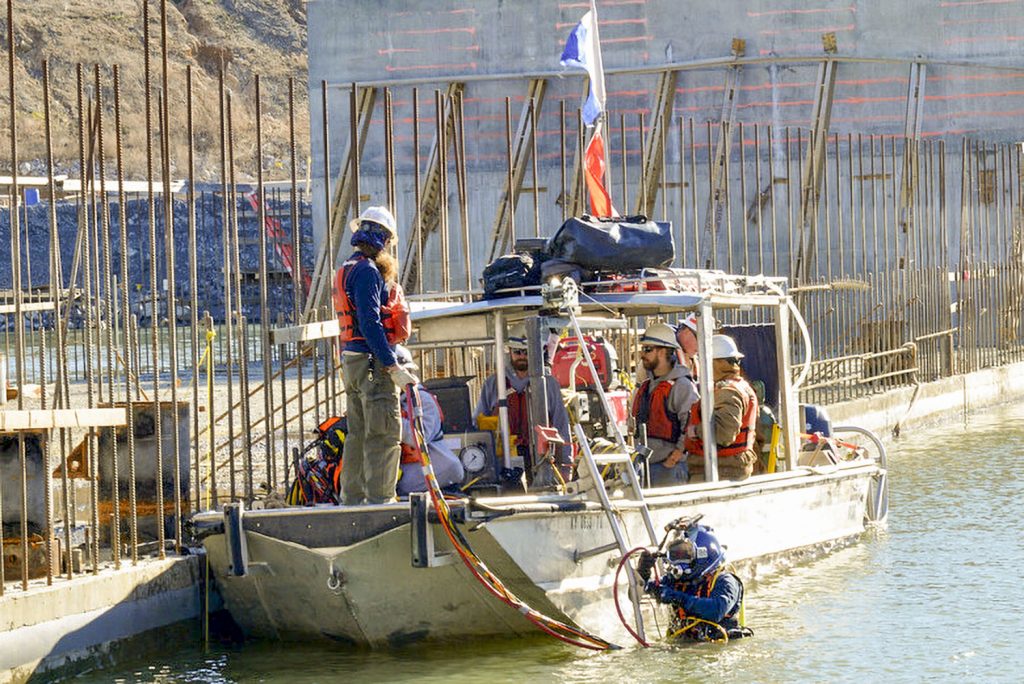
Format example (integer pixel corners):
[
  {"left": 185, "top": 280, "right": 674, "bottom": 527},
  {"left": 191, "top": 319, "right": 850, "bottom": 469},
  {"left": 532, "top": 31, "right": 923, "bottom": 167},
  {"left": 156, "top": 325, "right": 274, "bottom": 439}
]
[{"left": 307, "top": 0, "right": 1024, "bottom": 289}]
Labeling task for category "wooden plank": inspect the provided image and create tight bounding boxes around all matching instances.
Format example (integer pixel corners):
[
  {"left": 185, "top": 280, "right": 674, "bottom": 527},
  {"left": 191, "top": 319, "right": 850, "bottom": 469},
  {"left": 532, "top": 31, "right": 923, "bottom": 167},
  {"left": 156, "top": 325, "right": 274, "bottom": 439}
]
[
  {"left": 0, "top": 408, "right": 127, "bottom": 432},
  {"left": 271, "top": 319, "right": 340, "bottom": 345},
  {"left": 0, "top": 301, "right": 55, "bottom": 314}
]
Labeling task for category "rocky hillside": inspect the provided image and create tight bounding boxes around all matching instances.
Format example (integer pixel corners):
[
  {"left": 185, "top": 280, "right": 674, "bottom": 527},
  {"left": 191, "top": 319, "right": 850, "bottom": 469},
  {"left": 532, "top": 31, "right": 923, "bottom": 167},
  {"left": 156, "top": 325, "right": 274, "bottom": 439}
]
[{"left": 1, "top": 0, "right": 308, "bottom": 181}]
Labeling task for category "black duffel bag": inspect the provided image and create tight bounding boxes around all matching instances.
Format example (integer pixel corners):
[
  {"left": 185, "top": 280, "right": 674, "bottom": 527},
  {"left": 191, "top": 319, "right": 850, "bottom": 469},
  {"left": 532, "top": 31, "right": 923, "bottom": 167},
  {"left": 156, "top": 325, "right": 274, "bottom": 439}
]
[
  {"left": 482, "top": 252, "right": 539, "bottom": 298},
  {"left": 548, "top": 215, "right": 674, "bottom": 271}
]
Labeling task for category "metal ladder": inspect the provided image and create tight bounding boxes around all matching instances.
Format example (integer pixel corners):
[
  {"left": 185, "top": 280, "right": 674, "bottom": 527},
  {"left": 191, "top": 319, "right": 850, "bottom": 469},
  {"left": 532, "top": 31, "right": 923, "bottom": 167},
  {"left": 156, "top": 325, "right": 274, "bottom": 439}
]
[{"left": 564, "top": 306, "right": 659, "bottom": 641}]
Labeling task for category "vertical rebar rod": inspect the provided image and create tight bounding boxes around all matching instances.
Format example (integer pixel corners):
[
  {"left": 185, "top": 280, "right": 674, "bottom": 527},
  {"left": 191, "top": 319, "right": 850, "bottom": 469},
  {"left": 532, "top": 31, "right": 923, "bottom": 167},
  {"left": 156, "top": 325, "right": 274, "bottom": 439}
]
[
  {"left": 560, "top": 100, "right": 567, "bottom": 222},
  {"left": 94, "top": 64, "right": 121, "bottom": 566},
  {"left": 186, "top": 67, "right": 201, "bottom": 513},
  {"left": 767, "top": 125, "right": 779, "bottom": 276},
  {"left": 678, "top": 117, "right": 686, "bottom": 267},
  {"left": 141, "top": 0, "right": 166, "bottom": 559},
  {"left": 217, "top": 69, "right": 233, "bottom": 503},
  {"left": 620, "top": 113, "right": 628, "bottom": 212},
  {"left": 158, "top": 0, "right": 182, "bottom": 552},
  {"left": 4, "top": 0, "right": 24, "bottom": 591},
  {"left": 412, "top": 88, "right": 423, "bottom": 294},
  {"left": 504, "top": 96, "right": 515, "bottom": 250},
  {"left": 455, "top": 91, "right": 471, "bottom": 292},
  {"left": 255, "top": 75, "right": 276, "bottom": 489},
  {"left": 689, "top": 118, "right": 698, "bottom": 266},
  {"left": 43, "top": 58, "right": 66, "bottom": 583},
  {"left": 530, "top": 97, "right": 540, "bottom": 237},
  {"left": 287, "top": 77, "right": 302, "bottom": 471},
  {"left": 226, "top": 93, "right": 253, "bottom": 501},
  {"left": 112, "top": 65, "right": 138, "bottom": 564},
  {"left": 739, "top": 122, "right": 749, "bottom": 274},
  {"left": 753, "top": 124, "right": 763, "bottom": 273},
  {"left": 76, "top": 62, "right": 101, "bottom": 575},
  {"left": 437, "top": 90, "right": 450, "bottom": 292},
  {"left": 349, "top": 81, "right": 361, "bottom": 220}
]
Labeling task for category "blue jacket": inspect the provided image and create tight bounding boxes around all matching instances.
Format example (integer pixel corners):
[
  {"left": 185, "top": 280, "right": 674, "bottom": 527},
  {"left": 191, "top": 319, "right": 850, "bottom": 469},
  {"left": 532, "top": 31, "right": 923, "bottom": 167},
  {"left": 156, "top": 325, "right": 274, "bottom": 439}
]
[
  {"left": 342, "top": 252, "right": 397, "bottom": 368},
  {"left": 658, "top": 572, "right": 742, "bottom": 625}
]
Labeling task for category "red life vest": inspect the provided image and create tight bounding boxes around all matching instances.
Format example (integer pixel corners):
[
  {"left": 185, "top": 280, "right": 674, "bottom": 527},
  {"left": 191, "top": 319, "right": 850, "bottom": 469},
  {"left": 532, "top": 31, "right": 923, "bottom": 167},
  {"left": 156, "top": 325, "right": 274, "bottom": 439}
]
[
  {"left": 507, "top": 388, "right": 531, "bottom": 451},
  {"left": 333, "top": 254, "right": 411, "bottom": 345},
  {"left": 683, "top": 377, "right": 758, "bottom": 458},
  {"left": 632, "top": 377, "right": 681, "bottom": 443}
]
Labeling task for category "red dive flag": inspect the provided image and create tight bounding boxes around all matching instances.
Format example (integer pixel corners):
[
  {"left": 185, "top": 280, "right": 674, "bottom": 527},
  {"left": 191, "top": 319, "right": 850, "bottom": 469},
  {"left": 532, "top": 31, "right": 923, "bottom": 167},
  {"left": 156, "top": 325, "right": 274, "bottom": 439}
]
[{"left": 584, "top": 126, "right": 615, "bottom": 217}]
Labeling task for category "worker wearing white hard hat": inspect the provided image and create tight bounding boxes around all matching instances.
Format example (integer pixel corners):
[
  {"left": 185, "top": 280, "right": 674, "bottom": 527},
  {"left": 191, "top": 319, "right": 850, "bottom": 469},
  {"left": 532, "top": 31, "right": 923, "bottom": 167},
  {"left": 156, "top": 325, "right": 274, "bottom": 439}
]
[
  {"left": 474, "top": 323, "right": 572, "bottom": 485},
  {"left": 334, "top": 204, "right": 410, "bottom": 505},
  {"left": 632, "top": 322, "right": 699, "bottom": 487},
  {"left": 683, "top": 334, "right": 759, "bottom": 483},
  {"left": 674, "top": 313, "right": 702, "bottom": 376}
]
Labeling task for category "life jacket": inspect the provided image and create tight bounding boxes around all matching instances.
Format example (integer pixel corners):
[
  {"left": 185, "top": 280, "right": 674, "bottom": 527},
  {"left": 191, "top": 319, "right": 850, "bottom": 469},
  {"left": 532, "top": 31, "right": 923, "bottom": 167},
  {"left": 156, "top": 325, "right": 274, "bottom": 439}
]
[
  {"left": 671, "top": 570, "right": 748, "bottom": 642},
  {"left": 507, "top": 388, "right": 531, "bottom": 453},
  {"left": 333, "top": 254, "right": 411, "bottom": 345},
  {"left": 632, "top": 377, "right": 681, "bottom": 443},
  {"left": 684, "top": 376, "right": 758, "bottom": 458}
]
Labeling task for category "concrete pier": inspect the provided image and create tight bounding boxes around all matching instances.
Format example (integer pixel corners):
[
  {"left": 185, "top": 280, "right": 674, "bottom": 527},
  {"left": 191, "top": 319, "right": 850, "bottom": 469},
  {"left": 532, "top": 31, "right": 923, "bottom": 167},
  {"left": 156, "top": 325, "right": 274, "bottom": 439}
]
[{"left": 0, "top": 556, "right": 203, "bottom": 684}]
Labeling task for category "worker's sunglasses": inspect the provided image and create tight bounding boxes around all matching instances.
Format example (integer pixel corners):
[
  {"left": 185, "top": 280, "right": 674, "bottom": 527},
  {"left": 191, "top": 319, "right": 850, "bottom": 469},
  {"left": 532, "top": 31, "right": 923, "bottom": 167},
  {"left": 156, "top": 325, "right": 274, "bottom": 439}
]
[
  {"left": 510, "top": 349, "right": 528, "bottom": 356},
  {"left": 640, "top": 345, "right": 658, "bottom": 354}
]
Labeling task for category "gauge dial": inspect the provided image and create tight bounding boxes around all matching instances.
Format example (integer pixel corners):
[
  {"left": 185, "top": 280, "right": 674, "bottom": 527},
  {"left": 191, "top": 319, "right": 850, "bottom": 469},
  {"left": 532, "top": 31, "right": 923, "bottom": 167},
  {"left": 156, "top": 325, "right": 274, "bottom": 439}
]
[{"left": 460, "top": 444, "right": 488, "bottom": 473}]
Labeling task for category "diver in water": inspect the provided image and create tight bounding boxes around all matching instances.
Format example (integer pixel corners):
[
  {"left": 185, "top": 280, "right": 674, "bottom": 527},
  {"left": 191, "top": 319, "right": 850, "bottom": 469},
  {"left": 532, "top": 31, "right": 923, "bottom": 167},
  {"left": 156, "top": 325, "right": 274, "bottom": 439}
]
[{"left": 636, "top": 520, "right": 752, "bottom": 642}]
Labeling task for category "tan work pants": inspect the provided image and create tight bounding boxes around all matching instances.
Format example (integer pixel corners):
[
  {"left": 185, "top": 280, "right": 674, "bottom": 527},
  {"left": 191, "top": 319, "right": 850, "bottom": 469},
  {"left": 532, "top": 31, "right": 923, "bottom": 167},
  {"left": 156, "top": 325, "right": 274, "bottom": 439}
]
[{"left": 340, "top": 353, "right": 401, "bottom": 504}]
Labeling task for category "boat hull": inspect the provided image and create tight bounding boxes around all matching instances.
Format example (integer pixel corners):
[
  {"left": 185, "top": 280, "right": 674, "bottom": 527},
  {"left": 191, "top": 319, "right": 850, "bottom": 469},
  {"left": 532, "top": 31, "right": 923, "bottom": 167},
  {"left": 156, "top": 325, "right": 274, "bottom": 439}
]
[{"left": 197, "top": 463, "right": 878, "bottom": 646}]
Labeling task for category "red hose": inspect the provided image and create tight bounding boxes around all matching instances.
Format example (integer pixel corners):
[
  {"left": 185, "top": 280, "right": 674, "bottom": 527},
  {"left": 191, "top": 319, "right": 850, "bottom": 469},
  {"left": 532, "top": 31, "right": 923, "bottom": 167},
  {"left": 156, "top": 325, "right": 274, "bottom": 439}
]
[
  {"left": 404, "top": 386, "right": 616, "bottom": 651},
  {"left": 614, "top": 547, "right": 652, "bottom": 647}
]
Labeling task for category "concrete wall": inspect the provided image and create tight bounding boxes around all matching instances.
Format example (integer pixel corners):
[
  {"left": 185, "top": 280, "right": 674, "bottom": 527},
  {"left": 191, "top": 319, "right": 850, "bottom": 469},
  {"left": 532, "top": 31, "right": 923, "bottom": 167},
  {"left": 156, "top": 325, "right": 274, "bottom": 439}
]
[
  {"left": 307, "top": 1, "right": 1024, "bottom": 284},
  {"left": 0, "top": 556, "right": 202, "bottom": 684}
]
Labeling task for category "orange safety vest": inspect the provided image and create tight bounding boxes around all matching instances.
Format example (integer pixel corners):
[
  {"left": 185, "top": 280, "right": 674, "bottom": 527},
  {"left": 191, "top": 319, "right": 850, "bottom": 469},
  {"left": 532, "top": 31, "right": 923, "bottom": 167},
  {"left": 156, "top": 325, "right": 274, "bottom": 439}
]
[
  {"left": 333, "top": 254, "right": 411, "bottom": 345},
  {"left": 683, "top": 377, "right": 758, "bottom": 458},
  {"left": 632, "top": 377, "right": 681, "bottom": 442}
]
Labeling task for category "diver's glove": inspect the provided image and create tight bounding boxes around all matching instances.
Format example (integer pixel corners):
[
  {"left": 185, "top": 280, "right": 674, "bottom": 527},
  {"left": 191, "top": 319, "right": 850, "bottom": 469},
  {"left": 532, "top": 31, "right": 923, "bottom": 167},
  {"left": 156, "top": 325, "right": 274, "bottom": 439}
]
[
  {"left": 636, "top": 550, "right": 656, "bottom": 582},
  {"left": 658, "top": 582, "right": 686, "bottom": 605}
]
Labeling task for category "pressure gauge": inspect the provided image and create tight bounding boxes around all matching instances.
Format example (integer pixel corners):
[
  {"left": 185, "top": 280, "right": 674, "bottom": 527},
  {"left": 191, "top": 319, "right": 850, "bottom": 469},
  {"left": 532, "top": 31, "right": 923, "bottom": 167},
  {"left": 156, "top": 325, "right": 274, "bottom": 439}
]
[{"left": 460, "top": 444, "right": 488, "bottom": 473}]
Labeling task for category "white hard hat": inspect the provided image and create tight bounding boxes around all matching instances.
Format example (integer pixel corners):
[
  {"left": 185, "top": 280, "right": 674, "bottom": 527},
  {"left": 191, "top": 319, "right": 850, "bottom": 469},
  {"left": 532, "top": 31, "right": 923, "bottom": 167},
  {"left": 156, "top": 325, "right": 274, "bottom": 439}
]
[
  {"left": 639, "top": 322, "right": 681, "bottom": 350},
  {"left": 349, "top": 205, "right": 398, "bottom": 241},
  {"left": 712, "top": 334, "right": 744, "bottom": 360},
  {"left": 677, "top": 313, "right": 697, "bottom": 333},
  {"left": 506, "top": 324, "right": 529, "bottom": 351}
]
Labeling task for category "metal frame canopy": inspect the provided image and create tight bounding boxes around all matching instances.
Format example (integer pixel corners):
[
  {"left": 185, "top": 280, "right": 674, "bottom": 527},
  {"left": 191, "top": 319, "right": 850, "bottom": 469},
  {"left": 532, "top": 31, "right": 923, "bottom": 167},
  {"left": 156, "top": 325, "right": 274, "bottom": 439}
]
[{"left": 407, "top": 271, "right": 803, "bottom": 483}]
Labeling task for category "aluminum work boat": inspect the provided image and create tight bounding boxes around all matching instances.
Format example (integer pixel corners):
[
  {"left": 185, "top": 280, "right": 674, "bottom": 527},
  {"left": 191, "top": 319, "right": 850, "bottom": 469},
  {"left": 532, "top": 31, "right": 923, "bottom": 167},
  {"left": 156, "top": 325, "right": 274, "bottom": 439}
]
[{"left": 191, "top": 271, "right": 888, "bottom": 647}]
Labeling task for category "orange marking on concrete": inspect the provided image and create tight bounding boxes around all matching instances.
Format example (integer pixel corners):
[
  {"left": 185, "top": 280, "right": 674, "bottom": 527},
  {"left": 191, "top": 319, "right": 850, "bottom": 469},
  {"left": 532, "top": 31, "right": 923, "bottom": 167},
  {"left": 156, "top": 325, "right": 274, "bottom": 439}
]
[
  {"left": 760, "top": 23, "right": 856, "bottom": 36},
  {"left": 389, "top": 26, "right": 476, "bottom": 36},
  {"left": 940, "top": 0, "right": 1014, "bottom": 6},
  {"left": 747, "top": 6, "right": 855, "bottom": 17},
  {"left": 556, "top": 17, "right": 647, "bottom": 30},
  {"left": 925, "top": 89, "right": 1024, "bottom": 100},
  {"left": 941, "top": 15, "right": 1024, "bottom": 25},
  {"left": 944, "top": 35, "right": 1024, "bottom": 44},
  {"left": 384, "top": 62, "right": 478, "bottom": 73},
  {"left": 559, "top": 0, "right": 647, "bottom": 8},
  {"left": 603, "top": 35, "right": 652, "bottom": 44}
]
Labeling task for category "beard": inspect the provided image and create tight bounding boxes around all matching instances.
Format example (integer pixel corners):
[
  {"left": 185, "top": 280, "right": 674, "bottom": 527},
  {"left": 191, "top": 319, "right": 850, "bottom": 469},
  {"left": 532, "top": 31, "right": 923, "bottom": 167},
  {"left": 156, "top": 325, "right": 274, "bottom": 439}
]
[
  {"left": 511, "top": 357, "right": 529, "bottom": 372},
  {"left": 641, "top": 355, "right": 658, "bottom": 372}
]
